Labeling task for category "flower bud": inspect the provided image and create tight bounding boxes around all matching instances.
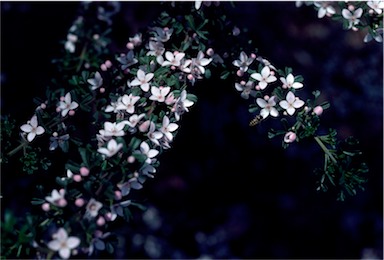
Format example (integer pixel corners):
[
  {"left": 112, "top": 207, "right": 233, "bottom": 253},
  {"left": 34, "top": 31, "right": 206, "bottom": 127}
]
[
  {"left": 68, "top": 110, "right": 75, "bottom": 116},
  {"left": 97, "top": 216, "right": 106, "bottom": 226},
  {"left": 100, "top": 63, "right": 107, "bottom": 71},
  {"left": 115, "top": 190, "right": 122, "bottom": 200},
  {"left": 73, "top": 174, "right": 82, "bottom": 182},
  {"left": 127, "top": 156, "right": 135, "bottom": 163},
  {"left": 313, "top": 106, "right": 323, "bottom": 116},
  {"left": 75, "top": 198, "right": 85, "bottom": 207},
  {"left": 80, "top": 167, "right": 90, "bottom": 176},
  {"left": 284, "top": 131, "right": 297, "bottom": 143},
  {"left": 236, "top": 70, "right": 244, "bottom": 77},
  {"left": 42, "top": 203, "right": 50, "bottom": 211},
  {"left": 126, "top": 42, "right": 134, "bottom": 50},
  {"left": 105, "top": 60, "right": 112, "bottom": 68}
]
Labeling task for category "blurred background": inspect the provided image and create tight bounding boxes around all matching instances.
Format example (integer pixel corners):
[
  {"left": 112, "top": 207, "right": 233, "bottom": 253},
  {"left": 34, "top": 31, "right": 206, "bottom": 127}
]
[{"left": 1, "top": 2, "right": 383, "bottom": 259}]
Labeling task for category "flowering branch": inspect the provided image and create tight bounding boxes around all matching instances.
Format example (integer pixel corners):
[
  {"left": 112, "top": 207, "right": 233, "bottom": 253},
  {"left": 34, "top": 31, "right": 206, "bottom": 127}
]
[{"left": 1, "top": 1, "right": 375, "bottom": 259}]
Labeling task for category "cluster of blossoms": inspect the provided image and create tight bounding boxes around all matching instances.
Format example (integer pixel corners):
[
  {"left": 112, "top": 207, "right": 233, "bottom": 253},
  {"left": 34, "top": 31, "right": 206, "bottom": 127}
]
[
  {"left": 233, "top": 51, "right": 324, "bottom": 145},
  {"left": 297, "top": 1, "right": 384, "bottom": 42},
  {"left": 4, "top": 2, "right": 372, "bottom": 259},
  {"left": 15, "top": 2, "right": 215, "bottom": 258}
]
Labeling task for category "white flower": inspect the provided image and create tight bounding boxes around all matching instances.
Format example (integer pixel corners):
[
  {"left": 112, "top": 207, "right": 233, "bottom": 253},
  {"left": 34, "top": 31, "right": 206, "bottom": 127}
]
[
  {"left": 58, "top": 92, "right": 79, "bottom": 117},
  {"left": 116, "top": 94, "right": 140, "bottom": 114},
  {"left": 256, "top": 96, "right": 279, "bottom": 119},
  {"left": 99, "top": 121, "right": 126, "bottom": 137},
  {"left": 151, "top": 27, "right": 173, "bottom": 42},
  {"left": 279, "top": 91, "right": 305, "bottom": 116},
  {"left": 117, "top": 178, "right": 143, "bottom": 196},
  {"left": 129, "top": 33, "right": 142, "bottom": 46},
  {"left": 129, "top": 69, "right": 154, "bottom": 92},
  {"left": 149, "top": 86, "right": 171, "bottom": 102},
  {"left": 140, "top": 141, "right": 159, "bottom": 164},
  {"left": 87, "top": 71, "right": 103, "bottom": 90},
  {"left": 105, "top": 97, "right": 122, "bottom": 113},
  {"left": 20, "top": 115, "right": 45, "bottom": 142},
  {"left": 367, "top": 1, "right": 384, "bottom": 14},
  {"left": 314, "top": 2, "right": 336, "bottom": 18},
  {"left": 85, "top": 198, "right": 103, "bottom": 218},
  {"left": 235, "top": 81, "right": 257, "bottom": 99},
  {"left": 116, "top": 50, "right": 138, "bottom": 70},
  {"left": 47, "top": 228, "right": 80, "bottom": 259},
  {"left": 64, "top": 33, "right": 77, "bottom": 53},
  {"left": 191, "top": 51, "right": 212, "bottom": 75},
  {"left": 195, "top": 0, "right": 203, "bottom": 10},
  {"left": 280, "top": 73, "right": 303, "bottom": 89},
  {"left": 161, "top": 51, "right": 186, "bottom": 67},
  {"left": 173, "top": 90, "right": 194, "bottom": 121},
  {"left": 160, "top": 116, "right": 178, "bottom": 142},
  {"left": 251, "top": 66, "right": 277, "bottom": 90},
  {"left": 97, "top": 139, "right": 123, "bottom": 157},
  {"left": 232, "top": 51, "right": 254, "bottom": 72},
  {"left": 45, "top": 189, "right": 67, "bottom": 207},
  {"left": 364, "top": 28, "right": 383, "bottom": 43},
  {"left": 126, "top": 113, "right": 146, "bottom": 128},
  {"left": 146, "top": 41, "right": 165, "bottom": 57},
  {"left": 147, "top": 121, "right": 163, "bottom": 146},
  {"left": 342, "top": 8, "right": 363, "bottom": 29}
]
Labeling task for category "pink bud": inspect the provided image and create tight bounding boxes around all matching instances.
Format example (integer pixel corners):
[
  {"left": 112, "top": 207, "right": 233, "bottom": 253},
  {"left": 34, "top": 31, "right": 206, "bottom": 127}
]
[
  {"left": 60, "top": 96, "right": 65, "bottom": 101},
  {"left": 40, "top": 103, "right": 47, "bottom": 109},
  {"left": 127, "top": 155, "right": 135, "bottom": 163},
  {"left": 100, "top": 63, "right": 107, "bottom": 71},
  {"left": 73, "top": 174, "right": 82, "bottom": 182},
  {"left": 75, "top": 198, "right": 85, "bottom": 207},
  {"left": 206, "top": 48, "right": 214, "bottom": 56},
  {"left": 115, "top": 190, "right": 122, "bottom": 200},
  {"left": 256, "top": 85, "right": 261, "bottom": 91},
  {"left": 56, "top": 107, "right": 61, "bottom": 113},
  {"left": 236, "top": 70, "right": 244, "bottom": 77},
  {"left": 348, "top": 5, "right": 355, "bottom": 11},
  {"left": 57, "top": 198, "right": 67, "bottom": 207},
  {"left": 105, "top": 60, "right": 112, "bottom": 68},
  {"left": 80, "top": 167, "right": 89, "bottom": 176},
  {"left": 68, "top": 110, "right": 75, "bottom": 116},
  {"left": 126, "top": 42, "right": 134, "bottom": 50},
  {"left": 42, "top": 203, "right": 50, "bottom": 211},
  {"left": 97, "top": 216, "right": 106, "bottom": 226},
  {"left": 99, "top": 87, "right": 105, "bottom": 93},
  {"left": 187, "top": 74, "right": 194, "bottom": 81},
  {"left": 240, "top": 80, "right": 246, "bottom": 85},
  {"left": 284, "top": 131, "right": 297, "bottom": 143},
  {"left": 313, "top": 106, "right": 323, "bottom": 116},
  {"left": 251, "top": 53, "right": 256, "bottom": 59},
  {"left": 264, "top": 95, "right": 270, "bottom": 100}
]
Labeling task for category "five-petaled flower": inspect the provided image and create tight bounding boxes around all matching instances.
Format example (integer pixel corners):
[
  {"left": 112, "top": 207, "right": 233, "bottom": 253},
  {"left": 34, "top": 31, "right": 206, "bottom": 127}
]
[
  {"left": 58, "top": 92, "right": 79, "bottom": 117},
  {"left": 279, "top": 91, "right": 305, "bottom": 115},
  {"left": 280, "top": 74, "right": 303, "bottom": 89},
  {"left": 47, "top": 228, "right": 80, "bottom": 259},
  {"left": 129, "top": 69, "right": 154, "bottom": 92},
  {"left": 20, "top": 115, "right": 45, "bottom": 142},
  {"left": 256, "top": 96, "right": 279, "bottom": 119},
  {"left": 251, "top": 66, "right": 277, "bottom": 90},
  {"left": 97, "top": 139, "right": 123, "bottom": 157}
]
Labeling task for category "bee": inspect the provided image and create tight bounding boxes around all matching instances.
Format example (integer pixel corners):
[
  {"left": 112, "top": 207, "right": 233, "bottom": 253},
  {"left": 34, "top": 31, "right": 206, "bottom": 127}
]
[{"left": 249, "top": 115, "right": 263, "bottom": 126}]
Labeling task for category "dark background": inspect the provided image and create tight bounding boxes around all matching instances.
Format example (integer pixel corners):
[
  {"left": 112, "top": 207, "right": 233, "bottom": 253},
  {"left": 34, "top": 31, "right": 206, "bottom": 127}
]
[{"left": 1, "top": 2, "right": 383, "bottom": 259}]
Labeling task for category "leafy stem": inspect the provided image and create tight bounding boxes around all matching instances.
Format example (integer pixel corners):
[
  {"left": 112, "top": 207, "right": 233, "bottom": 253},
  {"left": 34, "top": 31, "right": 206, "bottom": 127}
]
[{"left": 314, "top": 136, "right": 337, "bottom": 165}]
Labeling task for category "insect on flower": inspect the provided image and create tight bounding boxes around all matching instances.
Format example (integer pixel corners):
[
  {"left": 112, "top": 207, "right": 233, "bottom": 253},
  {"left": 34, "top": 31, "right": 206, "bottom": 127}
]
[{"left": 249, "top": 115, "right": 263, "bottom": 126}]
